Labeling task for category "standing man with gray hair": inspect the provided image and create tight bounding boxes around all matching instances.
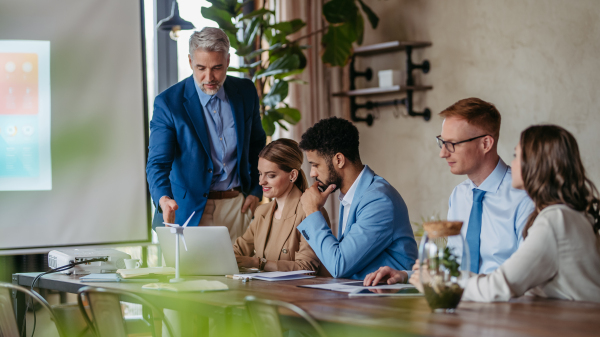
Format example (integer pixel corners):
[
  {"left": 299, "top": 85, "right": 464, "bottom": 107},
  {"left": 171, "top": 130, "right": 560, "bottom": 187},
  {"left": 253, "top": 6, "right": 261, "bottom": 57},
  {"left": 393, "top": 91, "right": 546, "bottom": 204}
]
[{"left": 147, "top": 27, "right": 266, "bottom": 242}]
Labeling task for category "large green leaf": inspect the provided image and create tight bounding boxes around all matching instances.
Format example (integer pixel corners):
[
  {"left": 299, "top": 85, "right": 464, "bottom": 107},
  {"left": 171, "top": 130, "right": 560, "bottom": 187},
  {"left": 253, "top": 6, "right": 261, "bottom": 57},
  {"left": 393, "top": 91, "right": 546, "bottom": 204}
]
[
  {"left": 261, "top": 114, "right": 276, "bottom": 136},
  {"left": 266, "top": 109, "right": 284, "bottom": 120},
  {"left": 321, "top": 24, "right": 354, "bottom": 66},
  {"left": 267, "top": 43, "right": 305, "bottom": 69},
  {"left": 201, "top": 6, "right": 237, "bottom": 33},
  {"left": 228, "top": 60, "right": 261, "bottom": 73},
  {"left": 245, "top": 43, "right": 283, "bottom": 60},
  {"left": 277, "top": 107, "right": 302, "bottom": 124},
  {"left": 207, "top": 0, "right": 239, "bottom": 16},
  {"left": 354, "top": 12, "right": 365, "bottom": 45},
  {"left": 357, "top": 0, "right": 379, "bottom": 29},
  {"left": 262, "top": 80, "right": 289, "bottom": 107},
  {"left": 271, "top": 19, "right": 306, "bottom": 36},
  {"left": 224, "top": 30, "right": 240, "bottom": 51},
  {"left": 290, "top": 44, "right": 307, "bottom": 69},
  {"left": 255, "top": 54, "right": 300, "bottom": 80},
  {"left": 235, "top": 16, "right": 261, "bottom": 56},
  {"left": 240, "top": 8, "right": 274, "bottom": 20},
  {"left": 227, "top": 67, "right": 250, "bottom": 73},
  {"left": 322, "top": 0, "right": 357, "bottom": 24},
  {"left": 244, "top": 17, "right": 262, "bottom": 46},
  {"left": 273, "top": 68, "right": 305, "bottom": 80}
]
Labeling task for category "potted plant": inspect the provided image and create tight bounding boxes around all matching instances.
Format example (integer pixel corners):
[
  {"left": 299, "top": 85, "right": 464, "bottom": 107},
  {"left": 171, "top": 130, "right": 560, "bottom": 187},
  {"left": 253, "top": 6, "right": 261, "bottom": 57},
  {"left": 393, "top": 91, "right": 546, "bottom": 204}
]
[
  {"left": 200, "top": 0, "right": 379, "bottom": 135},
  {"left": 419, "top": 220, "right": 470, "bottom": 312}
]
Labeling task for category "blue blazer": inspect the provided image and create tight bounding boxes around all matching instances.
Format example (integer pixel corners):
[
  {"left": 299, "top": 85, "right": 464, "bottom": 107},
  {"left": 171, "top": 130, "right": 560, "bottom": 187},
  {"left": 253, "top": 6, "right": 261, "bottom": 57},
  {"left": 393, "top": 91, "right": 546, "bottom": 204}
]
[
  {"left": 297, "top": 166, "right": 418, "bottom": 279},
  {"left": 146, "top": 75, "right": 266, "bottom": 228}
]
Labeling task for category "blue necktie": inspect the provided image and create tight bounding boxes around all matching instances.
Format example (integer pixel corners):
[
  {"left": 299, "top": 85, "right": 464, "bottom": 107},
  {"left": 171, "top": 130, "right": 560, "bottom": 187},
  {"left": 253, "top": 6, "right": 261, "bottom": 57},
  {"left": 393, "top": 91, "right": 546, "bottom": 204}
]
[{"left": 465, "top": 189, "right": 486, "bottom": 273}]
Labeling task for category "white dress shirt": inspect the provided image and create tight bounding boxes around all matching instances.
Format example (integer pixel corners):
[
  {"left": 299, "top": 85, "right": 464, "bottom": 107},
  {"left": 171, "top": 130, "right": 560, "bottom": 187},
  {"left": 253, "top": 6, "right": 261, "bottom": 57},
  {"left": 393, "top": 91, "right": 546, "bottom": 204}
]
[
  {"left": 462, "top": 204, "right": 600, "bottom": 302},
  {"left": 447, "top": 158, "right": 534, "bottom": 274},
  {"left": 338, "top": 166, "right": 366, "bottom": 236}
]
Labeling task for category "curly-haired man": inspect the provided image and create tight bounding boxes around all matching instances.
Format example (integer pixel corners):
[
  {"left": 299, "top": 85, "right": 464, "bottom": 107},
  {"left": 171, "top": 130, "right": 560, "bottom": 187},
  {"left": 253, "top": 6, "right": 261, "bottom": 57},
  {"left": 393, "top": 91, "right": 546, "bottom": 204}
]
[{"left": 297, "top": 117, "right": 418, "bottom": 280}]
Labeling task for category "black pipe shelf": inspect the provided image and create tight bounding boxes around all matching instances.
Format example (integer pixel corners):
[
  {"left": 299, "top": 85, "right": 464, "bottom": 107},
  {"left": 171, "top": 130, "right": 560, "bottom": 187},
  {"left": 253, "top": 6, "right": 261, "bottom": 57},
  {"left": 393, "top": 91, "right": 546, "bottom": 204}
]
[
  {"left": 332, "top": 85, "right": 433, "bottom": 97},
  {"left": 336, "top": 40, "right": 433, "bottom": 126}
]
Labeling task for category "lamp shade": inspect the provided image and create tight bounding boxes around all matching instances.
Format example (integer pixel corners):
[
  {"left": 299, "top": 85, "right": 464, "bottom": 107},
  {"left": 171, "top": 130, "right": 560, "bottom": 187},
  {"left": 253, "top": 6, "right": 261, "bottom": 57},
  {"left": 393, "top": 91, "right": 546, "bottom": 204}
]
[{"left": 157, "top": 1, "right": 194, "bottom": 31}]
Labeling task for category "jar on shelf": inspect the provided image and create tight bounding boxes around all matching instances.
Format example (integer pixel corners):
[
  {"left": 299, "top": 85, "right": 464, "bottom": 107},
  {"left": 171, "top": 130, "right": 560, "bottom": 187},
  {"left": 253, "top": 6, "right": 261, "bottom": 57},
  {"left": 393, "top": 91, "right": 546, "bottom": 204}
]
[{"left": 419, "top": 221, "right": 470, "bottom": 313}]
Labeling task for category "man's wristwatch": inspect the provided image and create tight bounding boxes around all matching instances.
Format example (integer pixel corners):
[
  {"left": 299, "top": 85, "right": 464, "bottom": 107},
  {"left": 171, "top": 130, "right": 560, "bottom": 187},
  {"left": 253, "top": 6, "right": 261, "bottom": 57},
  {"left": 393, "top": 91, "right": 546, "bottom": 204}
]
[{"left": 258, "top": 257, "right": 267, "bottom": 270}]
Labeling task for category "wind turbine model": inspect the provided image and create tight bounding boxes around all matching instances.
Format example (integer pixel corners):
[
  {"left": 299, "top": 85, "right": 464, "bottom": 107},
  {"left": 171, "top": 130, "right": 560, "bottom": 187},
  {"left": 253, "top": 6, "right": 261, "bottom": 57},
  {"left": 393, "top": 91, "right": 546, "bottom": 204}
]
[{"left": 163, "top": 211, "right": 195, "bottom": 283}]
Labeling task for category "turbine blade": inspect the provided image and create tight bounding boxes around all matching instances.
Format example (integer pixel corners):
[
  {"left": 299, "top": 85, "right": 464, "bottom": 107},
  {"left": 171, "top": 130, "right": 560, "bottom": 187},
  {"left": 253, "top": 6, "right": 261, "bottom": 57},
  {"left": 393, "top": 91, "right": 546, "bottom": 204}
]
[
  {"left": 183, "top": 211, "right": 196, "bottom": 227},
  {"left": 180, "top": 234, "right": 188, "bottom": 251}
]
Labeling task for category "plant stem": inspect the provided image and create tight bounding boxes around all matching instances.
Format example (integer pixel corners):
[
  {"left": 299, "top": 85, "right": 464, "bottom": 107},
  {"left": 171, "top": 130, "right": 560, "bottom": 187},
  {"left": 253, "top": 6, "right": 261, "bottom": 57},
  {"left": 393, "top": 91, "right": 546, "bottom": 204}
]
[{"left": 291, "top": 26, "right": 328, "bottom": 43}]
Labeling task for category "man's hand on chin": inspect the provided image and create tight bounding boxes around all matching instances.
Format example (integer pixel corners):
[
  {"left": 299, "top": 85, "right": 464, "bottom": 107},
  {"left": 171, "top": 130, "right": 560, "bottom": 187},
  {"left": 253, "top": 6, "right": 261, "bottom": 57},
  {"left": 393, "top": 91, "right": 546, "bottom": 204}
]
[{"left": 301, "top": 182, "right": 336, "bottom": 216}]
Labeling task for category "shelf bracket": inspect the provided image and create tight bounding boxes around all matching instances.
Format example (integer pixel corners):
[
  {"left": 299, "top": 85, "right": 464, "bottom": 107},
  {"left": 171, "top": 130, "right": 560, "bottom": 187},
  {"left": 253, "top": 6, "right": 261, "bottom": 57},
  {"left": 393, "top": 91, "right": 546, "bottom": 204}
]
[{"left": 346, "top": 43, "right": 432, "bottom": 125}]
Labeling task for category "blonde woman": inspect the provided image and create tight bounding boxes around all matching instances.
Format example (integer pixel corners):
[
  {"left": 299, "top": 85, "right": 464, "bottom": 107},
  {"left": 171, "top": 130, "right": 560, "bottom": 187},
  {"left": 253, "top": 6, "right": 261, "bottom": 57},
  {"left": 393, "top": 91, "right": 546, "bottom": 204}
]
[{"left": 233, "top": 139, "right": 331, "bottom": 273}]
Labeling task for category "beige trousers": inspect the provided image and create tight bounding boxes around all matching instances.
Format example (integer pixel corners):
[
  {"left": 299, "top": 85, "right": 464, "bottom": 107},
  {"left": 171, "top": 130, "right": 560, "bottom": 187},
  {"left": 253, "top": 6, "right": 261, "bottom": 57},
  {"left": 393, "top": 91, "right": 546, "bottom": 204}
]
[{"left": 198, "top": 194, "right": 252, "bottom": 244}]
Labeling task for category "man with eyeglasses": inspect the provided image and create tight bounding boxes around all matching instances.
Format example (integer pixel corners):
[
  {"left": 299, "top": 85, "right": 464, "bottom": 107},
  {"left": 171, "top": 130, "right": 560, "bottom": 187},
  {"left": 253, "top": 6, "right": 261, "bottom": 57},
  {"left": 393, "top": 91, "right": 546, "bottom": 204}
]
[
  {"left": 364, "top": 97, "right": 534, "bottom": 286},
  {"left": 436, "top": 97, "right": 534, "bottom": 275}
]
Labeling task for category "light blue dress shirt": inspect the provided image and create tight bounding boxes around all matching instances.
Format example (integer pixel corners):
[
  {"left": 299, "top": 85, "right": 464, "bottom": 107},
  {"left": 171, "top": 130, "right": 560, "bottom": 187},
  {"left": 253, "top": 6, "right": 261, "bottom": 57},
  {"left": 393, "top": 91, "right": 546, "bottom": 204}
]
[
  {"left": 447, "top": 158, "right": 534, "bottom": 274},
  {"left": 194, "top": 81, "right": 240, "bottom": 191}
]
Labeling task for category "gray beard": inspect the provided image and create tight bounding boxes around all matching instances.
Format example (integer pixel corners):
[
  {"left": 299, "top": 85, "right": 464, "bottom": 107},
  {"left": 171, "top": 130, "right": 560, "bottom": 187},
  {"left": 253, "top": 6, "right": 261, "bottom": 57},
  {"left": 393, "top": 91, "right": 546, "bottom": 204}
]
[{"left": 200, "top": 82, "right": 223, "bottom": 95}]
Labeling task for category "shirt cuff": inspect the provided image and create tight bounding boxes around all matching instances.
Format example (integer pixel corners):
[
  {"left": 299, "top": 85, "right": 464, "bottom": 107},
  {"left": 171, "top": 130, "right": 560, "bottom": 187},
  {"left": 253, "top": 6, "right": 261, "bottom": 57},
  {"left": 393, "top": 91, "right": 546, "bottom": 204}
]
[{"left": 405, "top": 270, "right": 414, "bottom": 279}]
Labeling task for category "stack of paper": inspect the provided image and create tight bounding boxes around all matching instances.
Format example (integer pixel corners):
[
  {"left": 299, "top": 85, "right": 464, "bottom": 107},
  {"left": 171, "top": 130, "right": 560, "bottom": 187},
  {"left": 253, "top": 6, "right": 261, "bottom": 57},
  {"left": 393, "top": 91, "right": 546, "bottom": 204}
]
[
  {"left": 142, "top": 280, "right": 228, "bottom": 292},
  {"left": 299, "top": 280, "right": 416, "bottom": 292},
  {"left": 233, "top": 270, "right": 315, "bottom": 282},
  {"left": 117, "top": 267, "right": 175, "bottom": 279}
]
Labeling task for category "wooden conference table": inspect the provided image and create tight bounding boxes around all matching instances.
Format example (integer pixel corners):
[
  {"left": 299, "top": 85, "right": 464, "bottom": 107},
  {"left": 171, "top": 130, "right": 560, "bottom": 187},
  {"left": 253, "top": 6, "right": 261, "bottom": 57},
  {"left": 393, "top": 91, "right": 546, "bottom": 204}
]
[{"left": 12, "top": 273, "right": 600, "bottom": 337}]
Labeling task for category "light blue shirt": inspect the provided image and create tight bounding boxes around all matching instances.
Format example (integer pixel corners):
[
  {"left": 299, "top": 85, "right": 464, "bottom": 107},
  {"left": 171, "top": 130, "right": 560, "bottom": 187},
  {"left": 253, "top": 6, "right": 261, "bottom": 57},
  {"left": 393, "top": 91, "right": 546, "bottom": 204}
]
[
  {"left": 447, "top": 158, "right": 534, "bottom": 274},
  {"left": 194, "top": 81, "right": 239, "bottom": 191}
]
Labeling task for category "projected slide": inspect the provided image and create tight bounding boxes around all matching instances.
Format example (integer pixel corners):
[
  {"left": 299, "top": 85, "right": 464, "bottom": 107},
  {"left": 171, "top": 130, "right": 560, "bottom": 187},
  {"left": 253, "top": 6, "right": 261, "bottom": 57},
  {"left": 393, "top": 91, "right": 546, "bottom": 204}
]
[{"left": 0, "top": 40, "right": 51, "bottom": 191}]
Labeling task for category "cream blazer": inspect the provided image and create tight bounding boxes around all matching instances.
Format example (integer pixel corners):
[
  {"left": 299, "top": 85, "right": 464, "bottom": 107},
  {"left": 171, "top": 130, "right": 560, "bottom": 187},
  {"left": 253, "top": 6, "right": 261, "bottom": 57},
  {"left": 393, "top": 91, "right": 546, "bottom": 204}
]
[
  {"left": 462, "top": 204, "right": 600, "bottom": 302},
  {"left": 233, "top": 185, "right": 331, "bottom": 274}
]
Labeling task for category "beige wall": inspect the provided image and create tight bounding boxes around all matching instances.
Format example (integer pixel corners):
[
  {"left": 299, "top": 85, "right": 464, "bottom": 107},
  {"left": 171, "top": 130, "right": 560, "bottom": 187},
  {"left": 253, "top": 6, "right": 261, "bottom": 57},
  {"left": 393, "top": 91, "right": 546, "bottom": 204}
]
[{"left": 350, "top": 0, "right": 600, "bottom": 222}]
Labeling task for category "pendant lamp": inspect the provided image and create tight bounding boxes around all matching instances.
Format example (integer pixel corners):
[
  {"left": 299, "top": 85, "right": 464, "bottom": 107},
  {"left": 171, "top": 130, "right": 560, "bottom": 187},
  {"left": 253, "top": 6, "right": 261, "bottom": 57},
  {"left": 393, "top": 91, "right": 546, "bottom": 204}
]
[{"left": 157, "top": 1, "right": 195, "bottom": 41}]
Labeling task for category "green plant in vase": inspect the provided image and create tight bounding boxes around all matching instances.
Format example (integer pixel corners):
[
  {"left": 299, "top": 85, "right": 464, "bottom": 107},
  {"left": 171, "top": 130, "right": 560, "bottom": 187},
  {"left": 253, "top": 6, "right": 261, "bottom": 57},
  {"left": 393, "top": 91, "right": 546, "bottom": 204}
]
[
  {"left": 420, "top": 221, "right": 467, "bottom": 312},
  {"left": 423, "top": 246, "right": 464, "bottom": 312}
]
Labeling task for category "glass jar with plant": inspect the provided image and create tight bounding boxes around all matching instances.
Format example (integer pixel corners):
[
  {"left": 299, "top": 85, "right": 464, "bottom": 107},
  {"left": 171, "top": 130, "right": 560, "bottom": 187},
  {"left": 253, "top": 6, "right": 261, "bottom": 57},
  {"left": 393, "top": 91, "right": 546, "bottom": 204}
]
[{"left": 419, "top": 220, "right": 470, "bottom": 313}]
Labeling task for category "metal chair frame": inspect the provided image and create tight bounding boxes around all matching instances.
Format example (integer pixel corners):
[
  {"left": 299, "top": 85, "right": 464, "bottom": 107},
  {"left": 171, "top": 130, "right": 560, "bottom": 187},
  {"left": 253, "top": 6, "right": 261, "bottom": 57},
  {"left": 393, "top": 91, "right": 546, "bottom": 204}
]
[
  {"left": 0, "top": 282, "right": 67, "bottom": 337},
  {"left": 77, "top": 286, "right": 174, "bottom": 337},
  {"left": 245, "top": 295, "right": 328, "bottom": 337}
]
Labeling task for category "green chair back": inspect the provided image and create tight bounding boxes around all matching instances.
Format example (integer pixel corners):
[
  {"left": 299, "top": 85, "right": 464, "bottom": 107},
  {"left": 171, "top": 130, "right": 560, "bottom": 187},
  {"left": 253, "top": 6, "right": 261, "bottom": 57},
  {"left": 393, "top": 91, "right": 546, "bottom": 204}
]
[
  {"left": 77, "top": 286, "right": 174, "bottom": 337},
  {"left": 245, "top": 295, "right": 328, "bottom": 337},
  {"left": 0, "top": 282, "right": 66, "bottom": 337}
]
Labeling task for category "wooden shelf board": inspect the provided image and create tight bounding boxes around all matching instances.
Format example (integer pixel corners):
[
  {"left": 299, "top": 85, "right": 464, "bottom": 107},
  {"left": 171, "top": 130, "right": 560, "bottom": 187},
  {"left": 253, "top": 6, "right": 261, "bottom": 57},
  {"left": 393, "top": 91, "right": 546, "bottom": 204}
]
[
  {"left": 353, "top": 41, "right": 432, "bottom": 56},
  {"left": 332, "top": 85, "right": 433, "bottom": 97}
]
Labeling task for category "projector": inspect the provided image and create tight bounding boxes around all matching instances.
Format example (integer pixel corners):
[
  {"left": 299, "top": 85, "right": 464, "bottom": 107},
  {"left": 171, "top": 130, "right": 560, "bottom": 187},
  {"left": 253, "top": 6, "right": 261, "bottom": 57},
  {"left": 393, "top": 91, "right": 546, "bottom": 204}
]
[{"left": 48, "top": 248, "right": 131, "bottom": 275}]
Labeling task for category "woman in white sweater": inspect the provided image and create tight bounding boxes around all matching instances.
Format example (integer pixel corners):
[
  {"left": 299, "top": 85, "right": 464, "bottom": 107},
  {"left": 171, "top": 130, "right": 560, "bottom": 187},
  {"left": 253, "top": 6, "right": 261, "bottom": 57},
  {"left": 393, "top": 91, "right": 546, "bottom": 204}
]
[{"left": 365, "top": 125, "right": 600, "bottom": 302}]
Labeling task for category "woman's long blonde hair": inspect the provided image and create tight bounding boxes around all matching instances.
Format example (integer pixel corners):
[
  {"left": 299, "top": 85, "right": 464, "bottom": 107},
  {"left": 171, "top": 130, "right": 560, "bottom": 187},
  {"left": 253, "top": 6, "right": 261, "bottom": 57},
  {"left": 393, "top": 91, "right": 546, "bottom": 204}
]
[{"left": 259, "top": 138, "right": 308, "bottom": 192}]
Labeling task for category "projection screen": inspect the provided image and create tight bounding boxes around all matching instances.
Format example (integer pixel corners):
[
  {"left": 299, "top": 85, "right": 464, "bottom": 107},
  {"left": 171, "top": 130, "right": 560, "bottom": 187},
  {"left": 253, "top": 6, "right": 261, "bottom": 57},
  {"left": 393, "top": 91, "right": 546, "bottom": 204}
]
[{"left": 0, "top": 0, "right": 150, "bottom": 252}]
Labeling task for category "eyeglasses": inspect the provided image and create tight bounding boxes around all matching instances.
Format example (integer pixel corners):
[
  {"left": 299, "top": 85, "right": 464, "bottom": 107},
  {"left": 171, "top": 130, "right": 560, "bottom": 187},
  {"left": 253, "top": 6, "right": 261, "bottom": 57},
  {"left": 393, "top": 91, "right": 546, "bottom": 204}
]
[{"left": 436, "top": 134, "right": 489, "bottom": 153}]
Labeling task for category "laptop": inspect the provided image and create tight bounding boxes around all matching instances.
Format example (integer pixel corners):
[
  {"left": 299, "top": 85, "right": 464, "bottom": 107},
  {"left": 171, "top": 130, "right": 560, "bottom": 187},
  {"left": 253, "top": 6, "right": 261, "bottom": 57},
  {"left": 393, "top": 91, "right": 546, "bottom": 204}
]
[{"left": 156, "top": 226, "right": 239, "bottom": 276}]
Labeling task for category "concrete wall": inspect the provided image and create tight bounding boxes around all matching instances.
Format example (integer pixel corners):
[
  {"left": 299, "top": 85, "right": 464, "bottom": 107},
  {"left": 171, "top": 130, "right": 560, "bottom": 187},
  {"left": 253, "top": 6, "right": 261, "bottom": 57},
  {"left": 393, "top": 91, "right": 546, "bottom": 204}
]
[{"left": 351, "top": 0, "right": 600, "bottom": 221}]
